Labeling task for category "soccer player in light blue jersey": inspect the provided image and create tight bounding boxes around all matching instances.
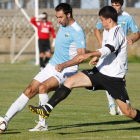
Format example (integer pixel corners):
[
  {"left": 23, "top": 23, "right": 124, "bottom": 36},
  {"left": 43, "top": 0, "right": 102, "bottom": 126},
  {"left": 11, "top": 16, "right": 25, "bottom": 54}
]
[
  {"left": 94, "top": 0, "right": 140, "bottom": 116},
  {"left": 2, "top": 3, "right": 86, "bottom": 132}
]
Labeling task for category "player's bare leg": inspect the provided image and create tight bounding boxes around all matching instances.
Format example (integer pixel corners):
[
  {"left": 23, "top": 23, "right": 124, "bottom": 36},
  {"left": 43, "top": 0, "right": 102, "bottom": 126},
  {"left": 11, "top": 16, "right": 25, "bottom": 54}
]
[
  {"left": 116, "top": 99, "right": 136, "bottom": 118},
  {"left": 24, "top": 80, "right": 40, "bottom": 98},
  {"left": 28, "top": 72, "right": 92, "bottom": 118},
  {"left": 44, "top": 51, "right": 51, "bottom": 64},
  {"left": 116, "top": 99, "right": 140, "bottom": 123},
  {"left": 64, "top": 72, "right": 92, "bottom": 89},
  {"left": 39, "top": 76, "right": 59, "bottom": 94},
  {"left": 29, "top": 77, "right": 59, "bottom": 131},
  {"left": 4, "top": 80, "right": 40, "bottom": 123}
]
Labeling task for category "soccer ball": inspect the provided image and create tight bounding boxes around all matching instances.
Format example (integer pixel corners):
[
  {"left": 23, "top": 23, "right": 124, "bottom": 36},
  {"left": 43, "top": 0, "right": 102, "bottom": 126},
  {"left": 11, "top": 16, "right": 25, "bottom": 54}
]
[{"left": 0, "top": 117, "right": 7, "bottom": 133}]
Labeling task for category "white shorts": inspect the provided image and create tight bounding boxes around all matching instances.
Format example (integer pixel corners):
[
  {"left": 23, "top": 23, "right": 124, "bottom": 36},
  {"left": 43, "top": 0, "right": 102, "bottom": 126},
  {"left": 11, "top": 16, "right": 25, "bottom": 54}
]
[{"left": 34, "top": 63, "right": 78, "bottom": 85}]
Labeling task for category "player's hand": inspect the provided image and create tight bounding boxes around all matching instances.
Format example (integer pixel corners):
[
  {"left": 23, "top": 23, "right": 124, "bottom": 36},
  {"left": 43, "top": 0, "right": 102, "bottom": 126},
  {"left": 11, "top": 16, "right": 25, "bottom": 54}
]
[
  {"left": 126, "top": 37, "right": 134, "bottom": 45},
  {"left": 52, "top": 39, "right": 55, "bottom": 47},
  {"left": 89, "top": 56, "right": 99, "bottom": 66},
  {"left": 37, "top": 14, "right": 46, "bottom": 19},
  {"left": 77, "top": 54, "right": 90, "bottom": 63},
  {"left": 55, "top": 64, "right": 64, "bottom": 72}
]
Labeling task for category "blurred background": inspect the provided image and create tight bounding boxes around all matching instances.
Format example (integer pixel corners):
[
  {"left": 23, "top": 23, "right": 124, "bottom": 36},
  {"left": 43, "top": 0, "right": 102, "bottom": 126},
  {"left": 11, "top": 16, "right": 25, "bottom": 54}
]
[
  {"left": 1, "top": 0, "right": 140, "bottom": 9},
  {"left": 0, "top": 0, "right": 140, "bottom": 63}
]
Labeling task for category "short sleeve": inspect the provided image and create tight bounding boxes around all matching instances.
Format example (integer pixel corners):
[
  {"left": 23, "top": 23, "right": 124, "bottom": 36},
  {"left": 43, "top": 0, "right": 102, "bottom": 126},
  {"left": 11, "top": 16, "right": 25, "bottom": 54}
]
[
  {"left": 74, "top": 30, "right": 86, "bottom": 49},
  {"left": 128, "top": 16, "right": 139, "bottom": 33},
  {"left": 96, "top": 19, "right": 103, "bottom": 30}
]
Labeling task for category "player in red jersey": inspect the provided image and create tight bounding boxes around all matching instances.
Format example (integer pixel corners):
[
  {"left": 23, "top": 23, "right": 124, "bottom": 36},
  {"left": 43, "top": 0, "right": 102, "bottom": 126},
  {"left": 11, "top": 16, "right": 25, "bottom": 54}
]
[{"left": 31, "top": 12, "right": 56, "bottom": 70}]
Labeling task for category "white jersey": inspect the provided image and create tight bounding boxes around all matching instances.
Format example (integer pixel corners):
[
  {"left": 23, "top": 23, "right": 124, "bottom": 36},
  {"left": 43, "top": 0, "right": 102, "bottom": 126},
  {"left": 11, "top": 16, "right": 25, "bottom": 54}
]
[
  {"left": 96, "top": 11, "right": 139, "bottom": 73},
  {"left": 96, "top": 25, "right": 127, "bottom": 78}
]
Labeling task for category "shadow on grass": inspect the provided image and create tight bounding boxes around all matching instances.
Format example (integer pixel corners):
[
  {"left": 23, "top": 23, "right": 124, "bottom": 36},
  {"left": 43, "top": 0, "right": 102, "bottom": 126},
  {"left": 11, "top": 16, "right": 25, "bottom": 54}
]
[
  {"left": 57, "top": 127, "right": 140, "bottom": 135},
  {"left": 1, "top": 132, "right": 21, "bottom": 134},
  {"left": 49, "top": 120, "right": 135, "bottom": 131}
]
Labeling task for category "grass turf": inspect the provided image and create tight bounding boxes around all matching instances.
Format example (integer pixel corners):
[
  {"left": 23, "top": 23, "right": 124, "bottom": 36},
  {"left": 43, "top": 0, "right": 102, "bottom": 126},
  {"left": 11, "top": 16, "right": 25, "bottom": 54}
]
[{"left": 0, "top": 62, "right": 140, "bottom": 140}]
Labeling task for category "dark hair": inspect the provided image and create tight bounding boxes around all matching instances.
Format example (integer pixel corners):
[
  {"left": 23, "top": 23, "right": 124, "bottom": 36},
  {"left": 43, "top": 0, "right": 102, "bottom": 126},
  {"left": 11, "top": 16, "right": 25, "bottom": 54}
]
[
  {"left": 42, "top": 12, "right": 47, "bottom": 16},
  {"left": 99, "top": 6, "right": 118, "bottom": 23},
  {"left": 55, "top": 3, "right": 73, "bottom": 17},
  {"left": 111, "top": 0, "right": 124, "bottom": 5}
]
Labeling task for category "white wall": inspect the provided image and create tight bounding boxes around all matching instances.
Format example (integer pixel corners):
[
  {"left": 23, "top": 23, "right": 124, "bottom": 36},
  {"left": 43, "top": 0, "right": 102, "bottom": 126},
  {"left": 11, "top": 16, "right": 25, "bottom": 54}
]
[
  {"left": 81, "top": 0, "right": 100, "bottom": 9},
  {"left": 135, "top": 0, "right": 140, "bottom": 8}
]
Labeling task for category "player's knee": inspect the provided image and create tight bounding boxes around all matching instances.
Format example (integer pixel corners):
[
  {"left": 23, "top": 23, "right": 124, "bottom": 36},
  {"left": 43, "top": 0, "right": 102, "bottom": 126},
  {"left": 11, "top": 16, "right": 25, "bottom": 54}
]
[
  {"left": 123, "top": 109, "right": 132, "bottom": 118},
  {"left": 40, "top": 53, "right": 44, "bottom": 57},
  {"left": 24, "top": 85, "right": 38, "bottom": 99},
  {"left": 46, "top": 53, "right": 51, "bottom": 58},
  {"left": 64, "top": 77, "right": 74, "bottom": 88},
  {"left": 39, "top": 84, "right": 47, "bottom": 93}
]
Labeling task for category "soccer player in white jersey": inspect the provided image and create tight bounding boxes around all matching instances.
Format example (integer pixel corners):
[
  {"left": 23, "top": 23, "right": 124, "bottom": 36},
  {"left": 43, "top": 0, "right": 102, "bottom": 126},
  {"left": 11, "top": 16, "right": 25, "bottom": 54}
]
[
  {"left": 28, "top": 6, "right": 140, "bottom": 127},
  {"left": 94, "top": 0, "right": 140, "bottom": 115},
  {"left": 2, "top": 3, "right": 86, "bottom": 131}
]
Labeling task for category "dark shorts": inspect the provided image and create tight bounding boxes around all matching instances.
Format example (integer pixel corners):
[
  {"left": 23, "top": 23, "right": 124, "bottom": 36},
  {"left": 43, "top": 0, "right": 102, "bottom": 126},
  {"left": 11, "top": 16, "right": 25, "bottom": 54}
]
[
  {"left": 82, "top": 67, "right": 130, "bottom": 103},
  {"left": 38, "top": 39, "right": 51, "bottom": 53}
]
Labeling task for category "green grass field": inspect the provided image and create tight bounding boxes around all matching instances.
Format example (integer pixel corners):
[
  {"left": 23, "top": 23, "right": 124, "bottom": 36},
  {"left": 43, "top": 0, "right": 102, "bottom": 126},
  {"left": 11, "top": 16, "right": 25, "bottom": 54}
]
[{"left": 0, "top": 62, "right": 140, "bottom": 140}]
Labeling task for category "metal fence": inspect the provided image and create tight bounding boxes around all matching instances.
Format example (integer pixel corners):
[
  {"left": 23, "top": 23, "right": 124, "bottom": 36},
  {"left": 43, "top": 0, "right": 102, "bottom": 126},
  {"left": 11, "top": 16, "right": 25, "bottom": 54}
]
[
  {"left": 0, "top": 14, "right": 96, "bottom": 39},
  {"left": 0, "top": 0, "right": 140, "bottom": 9},
  {"left": 0, "top": 12, "right": 140, "bottom": 40}
]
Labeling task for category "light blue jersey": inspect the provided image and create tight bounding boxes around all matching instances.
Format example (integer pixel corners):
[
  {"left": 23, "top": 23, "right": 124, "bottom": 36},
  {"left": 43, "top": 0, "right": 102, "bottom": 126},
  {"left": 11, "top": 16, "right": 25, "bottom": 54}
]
[
  {"left": 96, "top": 11, "right": 139, "bottom": 36},
  {"left": 49, "top": 21, "right": 86, "bottom": 67}
]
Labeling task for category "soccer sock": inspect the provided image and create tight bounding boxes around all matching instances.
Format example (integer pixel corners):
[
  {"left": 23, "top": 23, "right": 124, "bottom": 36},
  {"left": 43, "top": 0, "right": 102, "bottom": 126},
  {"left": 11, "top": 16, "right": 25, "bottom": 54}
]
[
  {"left": 133, "top": 109, "right": 140, "bottom": 123},
  {"left": 39, "top": 94, "right": 49, "bottom": 126},
  {"left": 44, "top": 57, "right": 49, "bottom": 64},
  {"left": 105, "top": 90, "right": 115, "bottom": 106},
  {"left": 40, "top": 57, "right": 45, "bottom": 68},
  {"left": 45, "top": 85, "right": 71, "bottom": 112},
  {"left": 4, "top": 93, "right": 29, "bottom": 122}
]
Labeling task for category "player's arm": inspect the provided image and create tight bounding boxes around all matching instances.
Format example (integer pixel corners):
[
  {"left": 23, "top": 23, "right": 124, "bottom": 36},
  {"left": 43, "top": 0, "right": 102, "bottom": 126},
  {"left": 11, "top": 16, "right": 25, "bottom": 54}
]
[
  {"left": 94, "top": 27, "right": 102, "bottom": 47},
  {"left": 55, "top": 48, "right": 86, "bottom": 72},
  {"left": 127, "top": 31, "right": 140, "bottom": 45},
  {"left": 94, "top": 19, "right": 103, "bottom": 47},
  {"left": 88, "top": 41, "right": 123, "bottom": 66},
  {"left": 78, "top": 50, "right": 101, "bottom": 65},
  {"left": 127, "top": 17, "right": 140, "bottom": 45},
  {"left": 56, "top": 48, "right": 102, "bottom": 72},
  {"left": 30, "top": 17, "right": 38, "bottom": 27},
  {"left": 31, "top": 14, "right": 45, "bottom": 27}
]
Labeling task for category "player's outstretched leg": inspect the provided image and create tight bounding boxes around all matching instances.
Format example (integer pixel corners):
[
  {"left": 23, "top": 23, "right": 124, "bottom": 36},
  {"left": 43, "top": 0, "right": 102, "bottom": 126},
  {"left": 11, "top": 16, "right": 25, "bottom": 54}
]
[
  {"left": 116, "top": 100, "right": 140, "bottom": 123},
  {"left": 28, "top": 84, "right": 71, "bottom": 119},
  {"left": 28, "top": 105, "right": 50, "bottom": 119}
]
